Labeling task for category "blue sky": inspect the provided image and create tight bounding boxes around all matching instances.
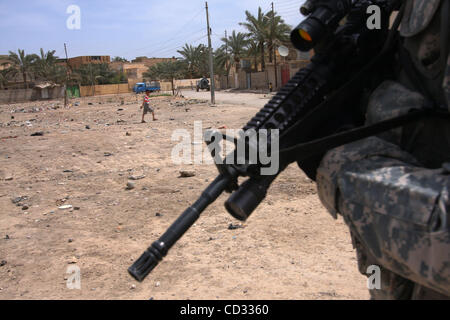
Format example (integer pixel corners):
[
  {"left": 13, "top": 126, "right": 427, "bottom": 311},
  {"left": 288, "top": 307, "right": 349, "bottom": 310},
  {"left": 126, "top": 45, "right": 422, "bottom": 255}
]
[{"left": 0, "top": 0, "right": 305, "bottom": 60}]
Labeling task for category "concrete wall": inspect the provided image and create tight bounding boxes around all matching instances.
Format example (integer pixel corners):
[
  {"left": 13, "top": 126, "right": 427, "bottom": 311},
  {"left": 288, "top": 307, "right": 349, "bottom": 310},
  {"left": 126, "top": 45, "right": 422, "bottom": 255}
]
[
  {"left": 250, "top": 72, "right": 268, "bottom": 90},
  {"left": 80, "top": 83, "right": 130, "bottom": 97},
  {"left": 0, "top": 87, "right": 65, "bottom": 104},
  {"left": 0, "top": 89, "right": 34, "bottom": 104}
]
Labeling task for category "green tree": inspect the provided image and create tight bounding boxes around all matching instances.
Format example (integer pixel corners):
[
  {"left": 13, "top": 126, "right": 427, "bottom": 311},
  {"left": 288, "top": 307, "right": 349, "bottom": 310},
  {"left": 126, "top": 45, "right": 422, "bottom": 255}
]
[
  {"left": 6, "top": 49, "right": 39, "bottom": 88},
  {"left": 220, "top": 30, "right": 248, "bottom": 72},
  {"left": 34, "top": 48, "right": 67, "bottom": 84},
  {"left": 112, "top": 56, "right": 128, "bottom": 63},
  {"left": 0, "top": 69, "right": 9, "bottom": 89},
  {"left": 72, "top": 63, "right": 125, "bottom": 86},
  {"left": 239, "top": 7, "right": 269, "bottom": 71},
  {"left": 177, "top": 44, "right": 209, "bottom": 78},
  {"left": 245, "top": 39, "right": 261, "bottom": 71},
  {"left": 265, "top": 10, "right": 291, "bottom": 63},
  {"left": 214, "top": 47, "right": 231, "bottom": 77},
  {"left": 143, "top": 60, "right": 185, "bottom": 95}
]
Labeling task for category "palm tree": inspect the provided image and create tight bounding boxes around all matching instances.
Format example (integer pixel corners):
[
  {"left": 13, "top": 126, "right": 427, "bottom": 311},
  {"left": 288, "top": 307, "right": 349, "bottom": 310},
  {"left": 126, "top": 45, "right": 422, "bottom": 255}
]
[
  {"left": 245, "top": 39, "right": 260, "bottom": 71},
  {"left": 0, "top": 69, "right": 9, "bottom": 89},
  {"left": 7, "top": 49, "right": 38, "bottom": 88},
  {"left": 34, "top": 48, "right": 59, "bottom": 82},
  {"left": 239, "top": 7, "right": 269, "bottom": 71},
  {"left": 220, "top": 30, "right": 248, "bottom": 71},
  {"left": 177, "top": 44, "right": 208, "bottom": 78},
  {"left": 213, "top": 47, "right": 230, "bottom": 77},
  {"left": 265, "top": 11, "right": 291, "bottom": 63},
  {"left": 143, "top": 60, "right": 184, "bottom": 95}
]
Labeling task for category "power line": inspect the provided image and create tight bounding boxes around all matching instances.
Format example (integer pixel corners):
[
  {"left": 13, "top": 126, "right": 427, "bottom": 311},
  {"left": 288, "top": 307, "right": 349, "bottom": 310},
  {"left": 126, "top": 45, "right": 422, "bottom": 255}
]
[
  {"left": 139, "top": 27, "right": 206, "bottom": 57},
  {"left": 147, "top": 35, "right": 208, "bottom": 57},
  {"left": 120, "top": 8, "right": 205, "bottom": 57}
]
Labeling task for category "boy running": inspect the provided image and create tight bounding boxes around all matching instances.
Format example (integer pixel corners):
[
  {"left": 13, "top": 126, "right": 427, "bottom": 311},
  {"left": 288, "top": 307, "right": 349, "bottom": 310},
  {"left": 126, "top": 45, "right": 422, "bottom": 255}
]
[{"left": 140, "top": 90, "right": 157, "bottom": 123}]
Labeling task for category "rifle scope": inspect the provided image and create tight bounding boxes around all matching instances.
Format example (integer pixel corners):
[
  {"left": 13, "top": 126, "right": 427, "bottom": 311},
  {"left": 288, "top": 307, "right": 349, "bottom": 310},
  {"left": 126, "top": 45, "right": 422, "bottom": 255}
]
[{"left": 291, "top": 0, "right": 353, "bottom": 51}]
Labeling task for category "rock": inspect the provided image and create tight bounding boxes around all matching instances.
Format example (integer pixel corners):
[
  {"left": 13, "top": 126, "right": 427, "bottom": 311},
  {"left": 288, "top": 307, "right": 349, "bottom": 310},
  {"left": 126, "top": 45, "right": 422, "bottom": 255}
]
[
  {"left": 21, "top": 205, "right": 29, "bottom": 211},
  {"left": 104, "top": 152, "right": 113, "bottom": 157},
  {"left": 5, "top": 176, "right": 13, "bottom": 181},
  {"left": 126, "top": 132, "right": 131, "bottom": 136},
  {"left": 4, "top": 235, "right": 10, "bottom": 240},
  {"left": 30, "top": 132, "right": 44, "bottom": 136},
  {"left": 155, "top": 281, "right": 160, "bottom": 287},
  {"left": 179, "top": 170, "right": 195, "bottom": 178},
  {"left": 59, "top": 205, "right": 73, "bottom": 210},
  {"left": 129, "top": 175, "right": 145, "bottom": 181},
  {"left": 155, "top": 213, "right": 162, "bottom": 217},
  {"left": 73, "top": 207, "right": 80, "bottom": 211},
  {"left": 126, "top": 182, "right": 135, "bottom": 190},
  {"left": 85, "top": 125, "right": 91, "bottom": 130},
  {"left": 228, "top": 223, "right": 243, "bottom": 230},
  {"left": 63, "top": 170, "right": 73, "bottom": 173},
  {"left": 12, "top": 196, "right": 27, "bottom": 204},
  {"left": 68, "top": 257, "right": 78, "bottom": 264},
  {"left": 0, "top": 260, "right": 6, "bottom": 267},
  {"left": 68, "top": 239, "right": 74, "bottom": 243},
  {"left": 88, "top": 103, "right": 93, "bottom": 105},
  {"left": 130, "top": 284, "right": 136, "bottom": 290}
]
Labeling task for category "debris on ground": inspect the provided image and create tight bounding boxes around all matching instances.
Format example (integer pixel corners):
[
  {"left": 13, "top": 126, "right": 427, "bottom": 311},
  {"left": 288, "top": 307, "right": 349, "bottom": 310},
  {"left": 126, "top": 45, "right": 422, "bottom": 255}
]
[
  {"left": 179, "top": 170, "right": 195, "bottom": 178},
  {"left": 228, "top": 223, "right": 243, "bottom": 230},
  {"left": 126, "top": 182, "right": 135, "bottom": 190},
  {"left": 12, "top": 196, "right": 28, "bottom": 204},
  {"left": 30, "top": 132, "right": 44, "bottom": 136},
  {"left": 129, "top": 175, "right": 146, "bottom": 181}
]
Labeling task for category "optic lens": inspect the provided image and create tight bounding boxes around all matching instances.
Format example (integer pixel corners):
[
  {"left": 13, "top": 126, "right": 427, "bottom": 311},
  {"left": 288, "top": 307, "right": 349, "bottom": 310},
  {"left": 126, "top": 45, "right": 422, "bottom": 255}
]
[{"left": 299, "top": 29, "right": 312, "bottom": 42}]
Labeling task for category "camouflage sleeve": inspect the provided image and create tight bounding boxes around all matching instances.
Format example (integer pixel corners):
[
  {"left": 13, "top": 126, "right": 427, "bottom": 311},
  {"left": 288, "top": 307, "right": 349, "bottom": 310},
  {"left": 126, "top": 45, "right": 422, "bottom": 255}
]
[{"left": 317, "top": 137, "right": 450, "bottom": 296}]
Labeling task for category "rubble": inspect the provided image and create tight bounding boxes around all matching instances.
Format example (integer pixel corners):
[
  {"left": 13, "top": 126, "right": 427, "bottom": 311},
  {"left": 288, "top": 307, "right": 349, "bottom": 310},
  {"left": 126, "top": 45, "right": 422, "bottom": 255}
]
[{"left": 179, "top": 170, "right": 196, "bottom": 178}]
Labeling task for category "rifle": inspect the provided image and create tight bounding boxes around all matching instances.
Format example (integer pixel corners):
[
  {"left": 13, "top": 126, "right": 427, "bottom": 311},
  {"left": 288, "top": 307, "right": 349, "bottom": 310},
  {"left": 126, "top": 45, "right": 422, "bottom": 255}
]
[{"left": 129, "top": 0, "right": 429, "bottom": 282}]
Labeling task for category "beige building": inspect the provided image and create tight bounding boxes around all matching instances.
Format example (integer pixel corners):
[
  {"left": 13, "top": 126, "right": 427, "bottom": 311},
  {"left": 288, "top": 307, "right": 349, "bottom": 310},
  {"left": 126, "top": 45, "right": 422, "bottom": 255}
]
[
  {"left": 0, "top": 55, "right": 11, "bottom": 70},
  {"left": 67, "top": 56, "right": 111, "bottom": 69}
]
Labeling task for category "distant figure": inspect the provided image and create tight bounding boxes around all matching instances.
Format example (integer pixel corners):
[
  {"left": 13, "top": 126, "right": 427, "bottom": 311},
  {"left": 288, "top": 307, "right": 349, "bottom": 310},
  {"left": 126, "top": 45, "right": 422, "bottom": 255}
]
[
  {"left": 140, "top": 90, "right": 157, "bottom": 123},
  {"left": 269, "top": 82, "right": 273, "bottom": 92}
]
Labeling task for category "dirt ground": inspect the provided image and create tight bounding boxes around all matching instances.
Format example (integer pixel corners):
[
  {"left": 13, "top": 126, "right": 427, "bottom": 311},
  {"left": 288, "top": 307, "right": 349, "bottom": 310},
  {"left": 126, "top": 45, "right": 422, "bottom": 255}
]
[{"left": 0, "top": 90, "right": 369, "bottom": 300}]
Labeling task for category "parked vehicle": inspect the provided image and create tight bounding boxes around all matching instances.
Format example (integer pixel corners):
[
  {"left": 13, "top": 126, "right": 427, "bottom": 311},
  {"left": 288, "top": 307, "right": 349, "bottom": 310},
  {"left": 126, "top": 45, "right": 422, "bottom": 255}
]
[
  {"left": 133, "top": 81, "right": 161, "bottom": 94},
  {"left": 196, "top": 78, "right": 210, "bottom": 92}
]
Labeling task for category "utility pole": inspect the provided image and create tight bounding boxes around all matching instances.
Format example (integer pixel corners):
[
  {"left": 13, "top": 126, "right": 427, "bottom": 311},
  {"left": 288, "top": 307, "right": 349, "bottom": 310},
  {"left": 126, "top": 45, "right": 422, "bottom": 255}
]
[
  {"left": 205, "top": 2, "right": 216, "bottom": 104},
  {"left": 225, "top": 30, "right": 229, "bottom": 89},
  {"left": 272, "top": 2, "right": 278, "bottom": 90},
  {"left": 64, "top": 43, "right": 69, "bottom": 108}
]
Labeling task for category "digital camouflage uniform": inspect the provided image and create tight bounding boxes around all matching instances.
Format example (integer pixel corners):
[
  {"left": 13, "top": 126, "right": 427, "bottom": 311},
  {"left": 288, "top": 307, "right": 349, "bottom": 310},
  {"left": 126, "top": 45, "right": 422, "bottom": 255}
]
[{"left": 316, "top": 0, "right": 450, "bottom": 299}]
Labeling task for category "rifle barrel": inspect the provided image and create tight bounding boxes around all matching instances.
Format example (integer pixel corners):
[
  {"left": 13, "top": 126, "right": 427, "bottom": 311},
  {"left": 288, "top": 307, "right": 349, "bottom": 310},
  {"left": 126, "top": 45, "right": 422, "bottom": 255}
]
[{"left": 128, "top": 173, "right": 232, "bottom": 282}]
